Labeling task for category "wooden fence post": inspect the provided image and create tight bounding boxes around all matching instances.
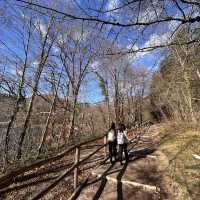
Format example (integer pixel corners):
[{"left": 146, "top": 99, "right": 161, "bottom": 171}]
[
  {"left": 104, "top": 135, "right": 107, "bottom": 158},
  {"left": 74, "top": 146, "right": 80, "bottom": 190}
]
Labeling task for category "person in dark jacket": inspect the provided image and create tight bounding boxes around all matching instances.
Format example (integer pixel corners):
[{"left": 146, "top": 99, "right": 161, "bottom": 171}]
[
  {"left": 107, "top": 122, "right": 117, "bottom": 163},
  {"left": 117, "top": 123, "right": 129, "bottom": 165}
]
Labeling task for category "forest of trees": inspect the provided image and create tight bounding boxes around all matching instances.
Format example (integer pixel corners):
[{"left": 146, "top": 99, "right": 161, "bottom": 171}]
[
  {"left": 150, "top": 26, "right": 200, "bottom": 122},
  {"left": 0, "top": 1, "right": 199, "bottom": 199},
  {"left": 0, "top": 0, "right": 199, "bottom": 165}
]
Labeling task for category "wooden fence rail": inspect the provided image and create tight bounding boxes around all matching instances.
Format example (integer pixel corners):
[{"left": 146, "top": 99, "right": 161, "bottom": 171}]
[
  {"left": 0, "top": 134, "right": 106, "bottom": 190},
  {"left": 0, "top": 121, "right": 151, "bottom": 199},
  {"left": 31, "top": 121, "right": 151, "bottom": 200},
  {"left": 32, "top": 144, "right": 106, "bottom": 200}
]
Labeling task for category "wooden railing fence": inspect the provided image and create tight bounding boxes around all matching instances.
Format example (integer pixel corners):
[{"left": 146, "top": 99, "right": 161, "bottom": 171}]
[{"left": 0, "top": 120, "right": 151, "bottom": 200}]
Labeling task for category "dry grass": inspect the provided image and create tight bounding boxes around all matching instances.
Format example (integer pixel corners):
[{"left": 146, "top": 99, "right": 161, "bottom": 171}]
[{"left": 157, "top": 121, "right": 200, "bottom": 200}]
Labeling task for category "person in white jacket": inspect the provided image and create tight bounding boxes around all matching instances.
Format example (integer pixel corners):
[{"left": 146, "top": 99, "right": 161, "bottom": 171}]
[
  {"left": 107, "top": 122, "right": 117, "bottom": 163},
  {"left": 117, "top": 124, "right": 129, "bottom": 165}
]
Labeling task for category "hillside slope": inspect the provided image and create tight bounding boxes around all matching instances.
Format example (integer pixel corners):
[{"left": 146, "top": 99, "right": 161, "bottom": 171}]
[{"left": 156, "top": 122, "right": 200, "bottom": 200}]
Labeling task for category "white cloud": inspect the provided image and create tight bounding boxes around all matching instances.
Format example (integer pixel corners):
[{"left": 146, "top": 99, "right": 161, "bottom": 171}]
[
  {"left": 144, "top": 33, "right": 170, "bottom": 47},
  {"left": 107, "top": 0, "right": 119, "bottom": 11},
  {"left": 57, "top": 27, "right": 88, "bottom": 45},
  {"left": 90, "top": 61, "right": 99, "bottom": 71},
  {"left": 139, "top": 9, "right": 155, "bottom": 23},
  {"left": 17, "top": 69, "right": 23, "bottom": 76},
  {"left": 126, "top": 43, "right": 148, "bottom": 61},
  {"left": 167, "top": 12, "right": 183, "bottom": 33},
  {"left": 168, "top": 20, "right": 181, "bottom": 33},
  {"left": 73, "top": 30, "right": 88, "bottom": 41},
  {"left": 39, "top": 23, "right": 47, "bottom": 37},
  {"left": 126, "top": 44, "right": 138, "bottom": 51},
  {"left": 35, "top": 19, "right": 47, "bottom": 37},
  {"left": 126, "top": 32, "right": 171, "bottom": 61},
  {"left": 105, "top": 0, "right": 123, "bottom": 20},
  {"left": 135, "top": 51, "right": 149, "bottom": 60},
  {"left": 138, "top": 1, "right": 161, "bottom": 23},
  {"left": 52, "top": 46, "right": 59, "bottom": 53},
  {"left": 32, "top": 60, "right": 39, "bottom": 66}
]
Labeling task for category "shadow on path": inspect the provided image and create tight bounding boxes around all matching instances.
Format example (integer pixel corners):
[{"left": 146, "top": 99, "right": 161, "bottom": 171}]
[
  {"left": 129, "top": 147, "right": 156, "bottom": 158},
  {"left": 116, "top": 162, "right": 128, "bottom": 200},
  {"left": 92, "top": 162, "right": 116, "bottom": 200},
  {"left": 116, "top": 148, "right": 156, "bottom": 200},
  {"left": 73, "top": 148, "right": 157, "bottom": 200},
  {"left": 92, "top": 177, "right": 107, "bottom": 200}
]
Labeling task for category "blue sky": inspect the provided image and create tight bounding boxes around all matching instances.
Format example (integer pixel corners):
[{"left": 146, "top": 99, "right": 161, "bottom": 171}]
[{"left": 0, "top": 0, "right": 195, "bottom": 103}]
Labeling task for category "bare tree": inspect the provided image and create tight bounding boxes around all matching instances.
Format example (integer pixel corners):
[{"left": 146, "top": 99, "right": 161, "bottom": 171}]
[
  {"left": 37, "top": 65, "right": 64, "bottom": 156},
  {"left": 17, "top": 15, "right": 58, "bottom": 159},
  {"left": 3, "top": 13, "right": 33, "bottom": 165},
  {"left": 57, "top": 21, "right": 97, "bottom": 141}
]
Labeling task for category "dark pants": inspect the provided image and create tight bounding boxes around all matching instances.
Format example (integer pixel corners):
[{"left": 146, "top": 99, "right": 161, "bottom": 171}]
[
  {"left": 108, "top": 141, "right": 117, "bottom": 163},
  {"left": 118, "top": 144, "right": 129, "bottom": 164}
]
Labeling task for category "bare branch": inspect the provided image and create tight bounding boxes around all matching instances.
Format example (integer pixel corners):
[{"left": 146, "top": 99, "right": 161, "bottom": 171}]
[{"left": 15, "top": 0, "right": 200, "bottom": 27}]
